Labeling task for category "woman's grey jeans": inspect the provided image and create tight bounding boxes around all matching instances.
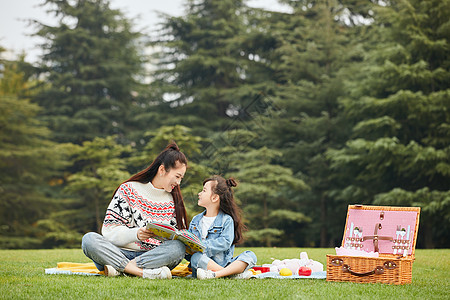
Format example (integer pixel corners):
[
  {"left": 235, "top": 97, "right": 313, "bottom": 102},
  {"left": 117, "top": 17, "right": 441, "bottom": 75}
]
[{"left": 81, "top": 232, "right": 185, "bottom": 272}]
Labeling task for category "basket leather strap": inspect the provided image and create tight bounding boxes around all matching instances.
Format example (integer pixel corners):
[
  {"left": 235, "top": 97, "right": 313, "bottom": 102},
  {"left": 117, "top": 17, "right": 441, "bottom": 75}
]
[{"left": 362, "top": 223, "right": 393, "bottom": 252}]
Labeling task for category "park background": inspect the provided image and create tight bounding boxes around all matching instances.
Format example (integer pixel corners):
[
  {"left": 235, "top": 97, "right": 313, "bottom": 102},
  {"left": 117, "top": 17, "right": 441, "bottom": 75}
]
[{"left": 0, "top": 0, "right": 448, "bottom": 251}]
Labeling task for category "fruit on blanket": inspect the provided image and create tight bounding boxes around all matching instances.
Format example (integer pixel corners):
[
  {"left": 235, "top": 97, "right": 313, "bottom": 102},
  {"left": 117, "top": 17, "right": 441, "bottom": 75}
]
[
  {"left": 298, "top": 266, "right": 312, "bottom": 276},
  {"left": 279, "top": 268, "right": 292, "bottom": 276}
]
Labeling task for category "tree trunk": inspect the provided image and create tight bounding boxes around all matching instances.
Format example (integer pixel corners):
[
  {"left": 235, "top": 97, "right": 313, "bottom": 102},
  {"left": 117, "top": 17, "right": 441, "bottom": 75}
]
[
  {"left": 263, "top": 197, "right": 272, "bottom": 247},
  {"left": 423, "top": 222, "right": 434, "bottom": 249},
  {"left": 320, "top": 193, "right": 327, "bottom": 247}
]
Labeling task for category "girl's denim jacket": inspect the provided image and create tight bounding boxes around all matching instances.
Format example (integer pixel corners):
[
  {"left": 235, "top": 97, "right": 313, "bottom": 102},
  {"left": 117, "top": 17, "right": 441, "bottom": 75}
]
[{"left": 187, "top": 210, "right": 235, "bottom": 269}]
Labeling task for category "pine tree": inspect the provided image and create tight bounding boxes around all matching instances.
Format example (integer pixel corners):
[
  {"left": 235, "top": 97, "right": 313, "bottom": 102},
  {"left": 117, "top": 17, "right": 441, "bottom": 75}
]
[
  {"left": 64, "top": 136, "right": 132, "bottom": 233},
  {"left": 0, "top": 51, "right": 64, "bottom": 248},
  {"left": 327, "top": 0, "right": 450, "bottom": 248},
  {"left": 150, "top": 0, "right": 261, "bottom": 132},
  {"left": 32, "top": 0, "right": 144, "bottom": 144},
  {"left": 250, "top": 0, "right": 366, "bottom": 246},
  {"left": 204, "top": 129, "right": 309, "bottom": 247}
]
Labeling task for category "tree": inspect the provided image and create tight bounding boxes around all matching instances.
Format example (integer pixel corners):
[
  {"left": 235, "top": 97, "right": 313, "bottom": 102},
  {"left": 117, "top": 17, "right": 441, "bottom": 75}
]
[
  {"left": 233, "top": 147, "right": 310, "bottom": 247},
  {"left": 150, "top": 0, "right": 263, "bottom": 132},
  {"left": 32, "top": 0, "right": 144, "bottom": 144},
  {"left": 327, "top": 0, "right": 450, "bottom": 248},
  {"left": 249, "top": 0, "right": 365, "bottom": 246},
  {"left": 64, "top": 136, "right": 132, "bottom": 233},
  {"left": 0, "top": 51, "right": 65, "bottom": 248},
  {"left": 204, "top": 129, "right": 310, "bottom": 247}
]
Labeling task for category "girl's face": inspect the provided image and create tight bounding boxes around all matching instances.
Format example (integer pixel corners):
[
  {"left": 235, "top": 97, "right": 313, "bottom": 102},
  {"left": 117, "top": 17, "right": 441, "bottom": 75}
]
[
  {"left": 160, "top": 161, "right": 186, "bottom": 192},
  {"left": 198, "top": 181, "right": 217, "bottom": 208}
]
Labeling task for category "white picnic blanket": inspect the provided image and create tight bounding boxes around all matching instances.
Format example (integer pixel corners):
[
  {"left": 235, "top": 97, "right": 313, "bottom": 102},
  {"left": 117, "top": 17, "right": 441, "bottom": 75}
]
[{"left": 251, "top": 271, "right": 327, "bottom": 279}]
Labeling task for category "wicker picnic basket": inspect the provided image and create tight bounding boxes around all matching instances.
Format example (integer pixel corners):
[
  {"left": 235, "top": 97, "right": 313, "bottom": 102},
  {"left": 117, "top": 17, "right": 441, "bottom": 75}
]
[{"left": 326, "top": 205, "right": 420, "bottom": 285}]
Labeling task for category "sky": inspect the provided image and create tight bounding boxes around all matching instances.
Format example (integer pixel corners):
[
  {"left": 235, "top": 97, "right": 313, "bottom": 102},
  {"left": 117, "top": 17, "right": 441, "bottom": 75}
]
[{"left": 0, "top": 0, "right": 290, "bottom": 63}]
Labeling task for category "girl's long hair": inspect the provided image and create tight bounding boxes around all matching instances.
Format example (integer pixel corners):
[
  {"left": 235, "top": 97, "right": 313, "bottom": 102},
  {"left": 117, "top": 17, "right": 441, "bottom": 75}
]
[
  {"left": 204, "top": 175, "right": 245, "bottom": 244},
  {"left": 114, "top": 142, "right": 188, "bottom": 229}
]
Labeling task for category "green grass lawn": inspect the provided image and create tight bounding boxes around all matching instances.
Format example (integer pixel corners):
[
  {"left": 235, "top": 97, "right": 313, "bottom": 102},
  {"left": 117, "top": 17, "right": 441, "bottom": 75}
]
[{"left": 0, "top": 247, "right": 448, "bottom": 299}]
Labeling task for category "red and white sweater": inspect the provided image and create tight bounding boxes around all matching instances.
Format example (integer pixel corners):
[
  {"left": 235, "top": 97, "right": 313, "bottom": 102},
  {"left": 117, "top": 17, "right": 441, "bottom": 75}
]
[{"left": 102, "top": 181, "right": 177, "bottom": 251}]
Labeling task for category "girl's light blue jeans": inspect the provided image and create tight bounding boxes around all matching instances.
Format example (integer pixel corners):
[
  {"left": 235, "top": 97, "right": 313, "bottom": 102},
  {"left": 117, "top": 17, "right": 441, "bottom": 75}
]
[
  {"left": 81, "top": 232, "right": 185, "bottom": 272},
  {"left": 190, "top": 250, "right": 257, "bottom": 276}
]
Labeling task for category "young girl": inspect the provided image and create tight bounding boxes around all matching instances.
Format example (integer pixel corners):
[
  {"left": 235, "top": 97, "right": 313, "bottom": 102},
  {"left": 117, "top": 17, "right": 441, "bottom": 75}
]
[{"left": 188, "top": 175, "right": 257, "bottom": 279}]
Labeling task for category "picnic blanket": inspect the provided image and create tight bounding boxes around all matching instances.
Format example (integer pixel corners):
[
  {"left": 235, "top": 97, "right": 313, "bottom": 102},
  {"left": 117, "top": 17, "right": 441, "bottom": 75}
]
[
  {"left": 250, "top": 271, "right": 327, "bottom": 279},
  {"left": 45, "top": 262, "right": 192, "bottom": 277},
  {"left": 45, "top": 262, "right": 104, "bottom": 276},
  {"left": 45, "top": 262, "right": 326, "bottom": 279}
]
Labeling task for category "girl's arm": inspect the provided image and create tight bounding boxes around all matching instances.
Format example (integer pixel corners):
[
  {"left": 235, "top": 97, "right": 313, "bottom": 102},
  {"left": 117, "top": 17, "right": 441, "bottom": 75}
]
[{"left": 203, "top": 216, "right": 234, "bottom": 256}]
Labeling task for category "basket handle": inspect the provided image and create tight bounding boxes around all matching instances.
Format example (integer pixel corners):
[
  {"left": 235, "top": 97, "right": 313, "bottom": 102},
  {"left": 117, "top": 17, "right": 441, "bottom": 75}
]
[
  {"left": 342, "top": 264, "right": 384, "bottom": 277},
  {"left": 331, "top": 259, "right": 397, "bottom": 277}
]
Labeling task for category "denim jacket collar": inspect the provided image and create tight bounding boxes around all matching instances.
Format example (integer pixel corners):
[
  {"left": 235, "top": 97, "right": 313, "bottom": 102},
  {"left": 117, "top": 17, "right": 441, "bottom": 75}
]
[{"left": 192, "top": 210, "right": 226, "bottom": 228}]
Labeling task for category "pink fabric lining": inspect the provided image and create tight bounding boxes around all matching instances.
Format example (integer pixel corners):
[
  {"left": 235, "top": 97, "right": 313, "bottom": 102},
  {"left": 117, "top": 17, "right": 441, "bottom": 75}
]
[
  {"left": 344, "top": 209, "right": 417, "bottom": 255},
  {"left": 335, "top": 247, "right": 379, "bottom": 257}
]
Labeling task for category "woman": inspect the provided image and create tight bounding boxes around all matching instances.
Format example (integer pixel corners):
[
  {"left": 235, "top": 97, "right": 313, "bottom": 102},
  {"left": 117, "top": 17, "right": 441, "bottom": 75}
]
[{"left": 82, "top": 142, "right": 188, "bottom": 279}]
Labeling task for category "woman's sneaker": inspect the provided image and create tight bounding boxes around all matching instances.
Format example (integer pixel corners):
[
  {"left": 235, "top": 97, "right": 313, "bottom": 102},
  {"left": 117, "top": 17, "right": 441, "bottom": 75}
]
[
  {"left": 142, "top": 266, "right": 172, "bottom": 279},
  {"left": 197, "top": 268, "right": 216, "bottom": 279},
  {"left": 104, "top": 265, "right": 120, "bottom": 277}
]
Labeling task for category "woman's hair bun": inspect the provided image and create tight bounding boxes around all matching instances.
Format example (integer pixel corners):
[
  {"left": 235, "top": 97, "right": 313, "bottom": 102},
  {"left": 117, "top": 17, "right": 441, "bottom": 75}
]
[
  {"left": 166, "top": 141, "right": 180, "bottom": 152},
  {"left": 226, "top": 178, "right": 238, "bottom": 188}
]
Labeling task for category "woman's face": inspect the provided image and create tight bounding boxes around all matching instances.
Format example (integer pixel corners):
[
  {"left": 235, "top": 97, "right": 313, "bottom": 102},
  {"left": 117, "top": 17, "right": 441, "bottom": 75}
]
[
  {"left": 160, "top": 161, "right": 186, "bottom": 192},
  {"left": 198, "top": 181, "right": 216, "bottom": 208}
]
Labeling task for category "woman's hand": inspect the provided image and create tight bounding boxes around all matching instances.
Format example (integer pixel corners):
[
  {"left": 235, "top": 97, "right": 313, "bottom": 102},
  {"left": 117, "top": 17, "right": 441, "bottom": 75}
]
[{"left": 137, "top": 227, "right": 156, "bottom": 241}]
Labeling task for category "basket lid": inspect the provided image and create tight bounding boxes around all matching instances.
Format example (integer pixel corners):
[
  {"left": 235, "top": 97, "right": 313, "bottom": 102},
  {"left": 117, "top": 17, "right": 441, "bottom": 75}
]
[{"left": 341, "top": 205, "right": 420, "bottom": 258}]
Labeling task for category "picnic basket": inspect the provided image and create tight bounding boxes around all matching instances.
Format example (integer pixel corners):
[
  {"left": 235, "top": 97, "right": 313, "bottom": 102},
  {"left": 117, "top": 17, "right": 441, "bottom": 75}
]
[{"left": 326, "top": 205, "right": 420, "bottom": 285}]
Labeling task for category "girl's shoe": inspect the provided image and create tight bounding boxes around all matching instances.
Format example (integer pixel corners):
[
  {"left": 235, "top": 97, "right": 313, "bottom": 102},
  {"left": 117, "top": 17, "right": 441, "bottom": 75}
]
[
  {"left": 142, "top": 266, "right": 172, "bottom": 279},
  {"left": 197, "top": 268, "right": 216, "bottom": 279},
  {"left": 231, "top": 270, "right": 253, "bottom": 279}
]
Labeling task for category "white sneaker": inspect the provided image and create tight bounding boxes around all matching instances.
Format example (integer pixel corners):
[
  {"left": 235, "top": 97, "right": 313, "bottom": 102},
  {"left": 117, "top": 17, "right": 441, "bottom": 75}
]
[
  {"left": 142, "top": 266, "right": 172, "bottom": 279},
  {"left": 231, "top": 270, "right": 253, "bottom": 279},
  {"left": 104, "top": 265, "right": 120, "bottom": 277},
  {"left": 197, "top": 268, "right": 216, "bottom": 279}
]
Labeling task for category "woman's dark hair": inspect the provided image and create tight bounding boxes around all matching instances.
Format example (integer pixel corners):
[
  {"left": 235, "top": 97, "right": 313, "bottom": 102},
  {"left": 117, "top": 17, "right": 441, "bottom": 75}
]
[
  {"left": 115, "top": 142, "right": 188, "bottom": 229},
  {"left": 203, "top": 175, "right": 245, "bottom": 245}
]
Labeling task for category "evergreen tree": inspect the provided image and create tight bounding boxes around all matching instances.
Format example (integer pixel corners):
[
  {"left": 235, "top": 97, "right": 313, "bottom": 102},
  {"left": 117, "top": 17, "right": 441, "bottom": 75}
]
[
  {"left": 64, "top": 136, "right": 132, "bottom": 233},
  {"left": 327, "top": 0, "right": 450, "bottom": 248},
  {"left": 150, "top": 0, "right": 262, "bottom": 132},
  {"left": 251, "top": 0, "right": 365, "bottom": 246},
  {"left": 232, "top": 146, "right": 310, "bottom": 247},
  {"left": 0, "top": 51, "right": 65, "bottom": 248},
  {"left": 32, "top": 0, "right": 144, "bottom": 144},
  {"left": 204, "top": 129, "right": 309, "bottom": 247}
]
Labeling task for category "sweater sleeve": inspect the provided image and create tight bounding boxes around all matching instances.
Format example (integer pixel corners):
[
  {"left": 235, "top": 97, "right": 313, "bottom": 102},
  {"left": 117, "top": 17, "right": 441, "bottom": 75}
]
[{"left": 101, "top": 184, "right": 140, "bottom": 247}]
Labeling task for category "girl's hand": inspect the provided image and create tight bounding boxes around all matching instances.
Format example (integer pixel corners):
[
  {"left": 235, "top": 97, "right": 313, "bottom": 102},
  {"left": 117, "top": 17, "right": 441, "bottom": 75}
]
[{"left": 137, "top": 227, "right": 156, "bottom": 241}]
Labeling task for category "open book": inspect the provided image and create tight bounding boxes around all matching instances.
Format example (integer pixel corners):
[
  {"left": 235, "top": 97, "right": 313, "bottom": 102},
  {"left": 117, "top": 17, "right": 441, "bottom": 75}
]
[{"left": 146, "top": 222, "right": 205, "bottom": 254}]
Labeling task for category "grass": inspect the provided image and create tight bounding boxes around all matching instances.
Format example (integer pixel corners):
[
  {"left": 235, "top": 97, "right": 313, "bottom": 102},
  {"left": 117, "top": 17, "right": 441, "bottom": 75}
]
[{"left": 0, "top": 248, "right": 449, "bottom": 299}]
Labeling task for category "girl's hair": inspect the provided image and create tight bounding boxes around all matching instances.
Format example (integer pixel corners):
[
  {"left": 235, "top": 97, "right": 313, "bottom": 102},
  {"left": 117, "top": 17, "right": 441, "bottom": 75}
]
[
  {"left": 203, "top": 175, "right": 246, "bottom": 245},
  {"left": 115, "top": 142, "right": 188, "bottom": 229}
]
